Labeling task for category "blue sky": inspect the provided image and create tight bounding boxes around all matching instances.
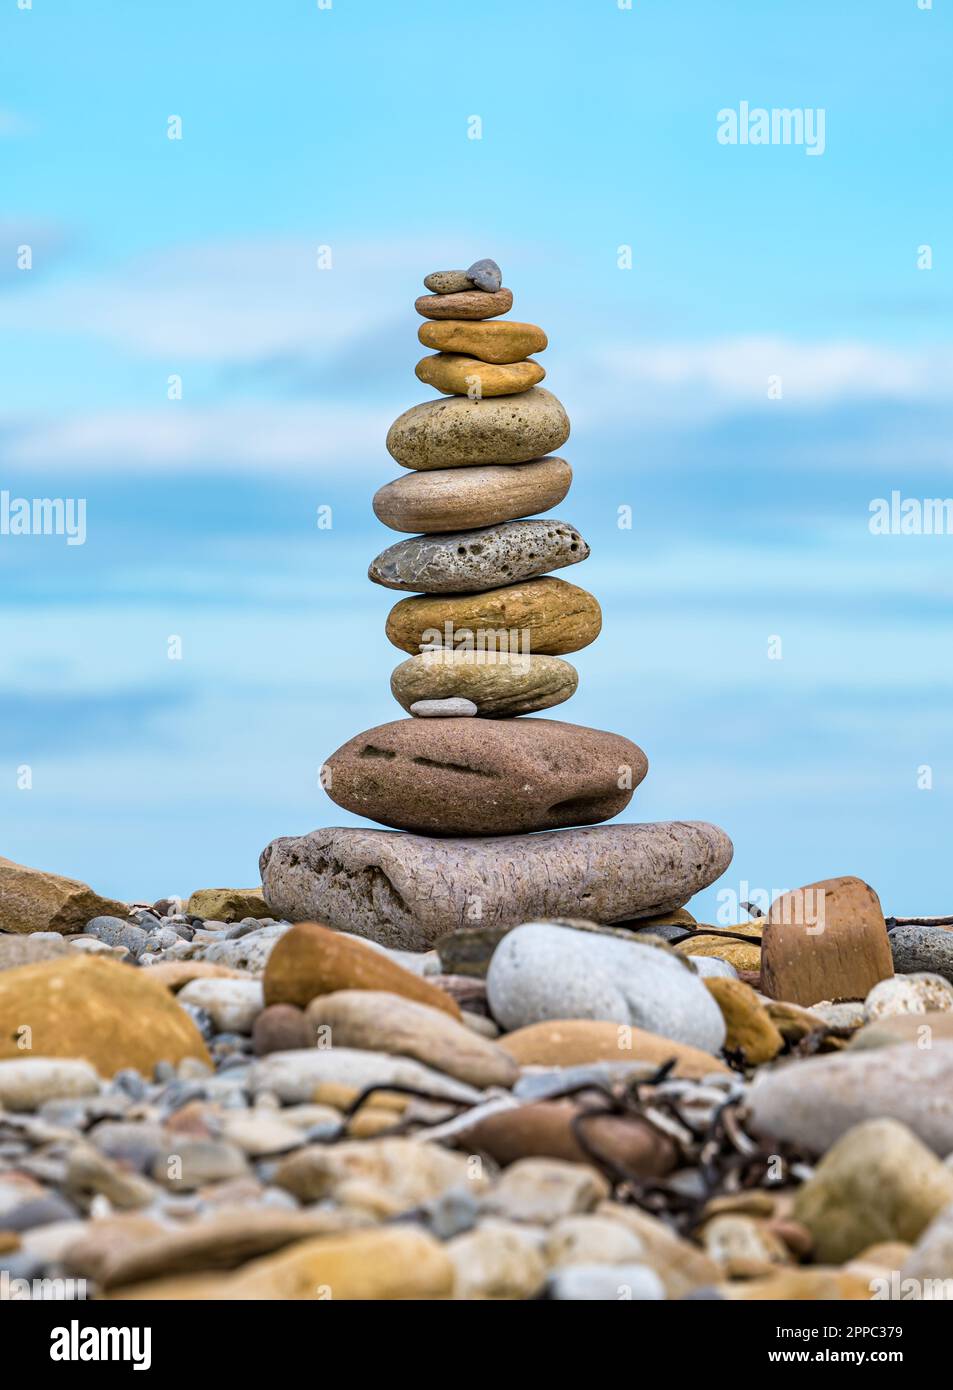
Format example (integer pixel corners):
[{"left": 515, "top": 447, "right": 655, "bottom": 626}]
[{"left": 2, "top": 0, "right": 952, "bottom": 920}]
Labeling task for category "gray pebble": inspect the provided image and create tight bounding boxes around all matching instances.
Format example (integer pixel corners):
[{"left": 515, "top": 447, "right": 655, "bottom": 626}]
[
  {"left": 410, "top": 697, "right": 478, "bottom": 718},
  {"left": 466, "top": 258, "right": 502, "bottom": 293},
  {"left": 890, "top": 925, "right": 953, "bottom": 983},
  {"left": 85, "top": 916, "right": 149, "bottom": 960}
]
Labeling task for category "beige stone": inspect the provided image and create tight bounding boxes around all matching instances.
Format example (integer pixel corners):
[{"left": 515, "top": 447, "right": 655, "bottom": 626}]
[
  {"left": 448, "top": 1219, "right": 547, "bottom": 1299},
  {"left": 415, "top": 286, "right": 513, "bottom": 320},
  {"left": 274, "top": 1137, "right": 486, "bottom": 1210},
  {"left": 304, "top": 990, "right": 518, "bottom": 1089},
  {"left": 793, "top": 1118, "right": 953, "bottom": 1263},
  {"left": 596, "top": 1201, "right": 721, "bottom": 1297},
  {"left": 386, "top": 387, "right": 569, "bottom": 470},
  {"left": 373, "top": 456, "right": 571, "bottom": 535},
  {"left": 391, "top": 649, "right": 577, "bottom": 717}
]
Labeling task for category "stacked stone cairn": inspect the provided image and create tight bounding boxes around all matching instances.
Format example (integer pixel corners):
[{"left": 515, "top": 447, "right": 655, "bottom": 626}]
[{"left": 261, "top": 258, "right": 733, "bottom": 952}]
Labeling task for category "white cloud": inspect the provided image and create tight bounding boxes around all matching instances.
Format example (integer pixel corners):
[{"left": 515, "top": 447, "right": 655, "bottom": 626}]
[
  {"left": 570, "top": 336, "right": 953, "bottom": 429},
  {"left": 5, "top": 401, "right": 393, "bottom": 472}
]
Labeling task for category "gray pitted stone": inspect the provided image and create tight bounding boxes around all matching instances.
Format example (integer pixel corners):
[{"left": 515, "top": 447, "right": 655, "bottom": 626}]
[
  {"left": 890, "top": 926, "right": 953, "bottom": 983},
  {"left": 368, "top": 518, "right": 589, "bottom": 594}
]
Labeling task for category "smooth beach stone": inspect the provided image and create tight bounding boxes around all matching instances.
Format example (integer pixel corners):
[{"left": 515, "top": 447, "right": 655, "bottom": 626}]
[
  {"left": 304, "top": 990, "right": 518, "bottom": 1089},
  {"left": 499, "top": 1020, "right": 729, "bottom": 1079},
  {"left": 263, "top": 921, "right": 460, "bottom": 1017},
  {"left": 321, "top": 717, "right": 645, "bottom": 835},
  {"left": 792, "top": 1118, "right": 953, "bottom": 1264},
  {"left": 260, "top": 822, "right": 735, "bottom": 951},
  {"left": 849, "top": 1010, "right": 953, "bottom": 1052},
  {"left": 373, "top": 457, "right": 571, "bottom": 535},
  {"left": 368, "top": 518, "right": 589, "bottom": 595},
  {"left": 410, "top": 697, "right": 477, "bottom": 718},
  {"left": 392, "top": 649, "right": 577, "bottom": 717},
  {"left": 465, "top": 257, "right": 502, "bottom": 292},
  {"left": 0, "top": 956, "right": 210, "bottom": 1076},
  {"left": 748, "top": 1040, "right": 953, "bottom": 1156},
  {"left": 486, "top": 923, "right": 727, "bottom": 1053},
  {"left": 415, "top": 287, "right": 513, "bottom": 321},
  {"left": 415, "top": 353, "right": 545, "bottom": 397},
  {"left": 864, "top": 972, "right": 953, "bottom": 1021},
  {"left": 419, "top": 318, "right": 548, "bottom": 364},
  {"left": 761, "top": 875, "right": 893, "bottom": 1006},
  {"left": 385, "top": 576, "right": 602, "bottom": 657},
  {"left": 423, "top": 269, "right": 473, "bottom": 294},
  {"left": 890, "top": 925, "right": 953, "bottom": 983},
  {"left": 386, "top": 387, "right": 569, "bottom": 470}
]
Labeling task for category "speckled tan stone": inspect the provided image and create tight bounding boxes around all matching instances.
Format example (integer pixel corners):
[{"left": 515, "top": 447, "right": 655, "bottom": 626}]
[
  {"left": 385, "top": 576, "right": 602, "bottom": 657},
  {"left": 386, "top": 388, "right": 569, "bottom": 470}
]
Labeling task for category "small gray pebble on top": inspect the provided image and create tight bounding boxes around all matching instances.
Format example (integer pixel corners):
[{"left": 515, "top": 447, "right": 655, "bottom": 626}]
[{"left": 466, "top": 257, "right": 502, "bottom": 292}]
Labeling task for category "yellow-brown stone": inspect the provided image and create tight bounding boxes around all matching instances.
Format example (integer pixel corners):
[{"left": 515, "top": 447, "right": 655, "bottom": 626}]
[
  {"left": 415, "top": 353, "right": 544, "bottom": 397},
  {"left": 385, "top": 576, "right": 602, "bottom": 657},
  {"left": 418, "top": 318, "right": 548, "bottom": 364},
  {"left": 499, "top": 1019, "right": 729, "bottom": 1079},
  {"left": 0, "top": 956, "right": 210, "bottom": 1076}
]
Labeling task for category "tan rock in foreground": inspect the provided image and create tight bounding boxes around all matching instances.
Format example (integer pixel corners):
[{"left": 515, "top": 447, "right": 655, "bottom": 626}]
[
  {"left": 761, "top": 875, "right": 893, "bottom": 1006},
  {"left": 0, "top": 956, "right": 210, "bottom": 1075},
  {"left": 0, "top": 856, "right": 127, "bottom": 935},
  {"left": 793, "top": 1118, "right": 953, "bottom": 1264},
  {"left": 109, "top": 1227, "right": 455, "bottom": 1301}
]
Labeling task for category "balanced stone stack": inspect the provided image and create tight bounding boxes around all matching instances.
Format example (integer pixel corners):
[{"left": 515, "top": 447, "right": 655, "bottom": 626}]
[{"left": 261, "top": 258, "right": 733, "bottom": 950}]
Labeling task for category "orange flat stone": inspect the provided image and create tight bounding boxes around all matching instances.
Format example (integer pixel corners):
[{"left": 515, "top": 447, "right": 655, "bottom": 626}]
[{"left": 761, "top": 876, "right": 893, "bottom": 1006}]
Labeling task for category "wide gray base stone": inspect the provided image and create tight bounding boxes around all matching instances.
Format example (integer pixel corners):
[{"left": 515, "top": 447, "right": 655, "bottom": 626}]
[{"left": 259, "top": 821, "right": 733, "bottom": 951}]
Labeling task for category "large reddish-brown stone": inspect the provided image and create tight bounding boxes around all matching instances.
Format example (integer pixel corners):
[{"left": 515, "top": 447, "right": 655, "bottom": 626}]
[
  {"left": 322, "top": 718, "right": 645, "bottom": 835},
  {"left": 761, "top": 876, "right": 893, "bottom": 1006},
  {"left": 262, "top": 922, "right": 460, "bottom": 1018},
  {"left": 457, "top": 1100, "right": 678, "bottom": 1176}
]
